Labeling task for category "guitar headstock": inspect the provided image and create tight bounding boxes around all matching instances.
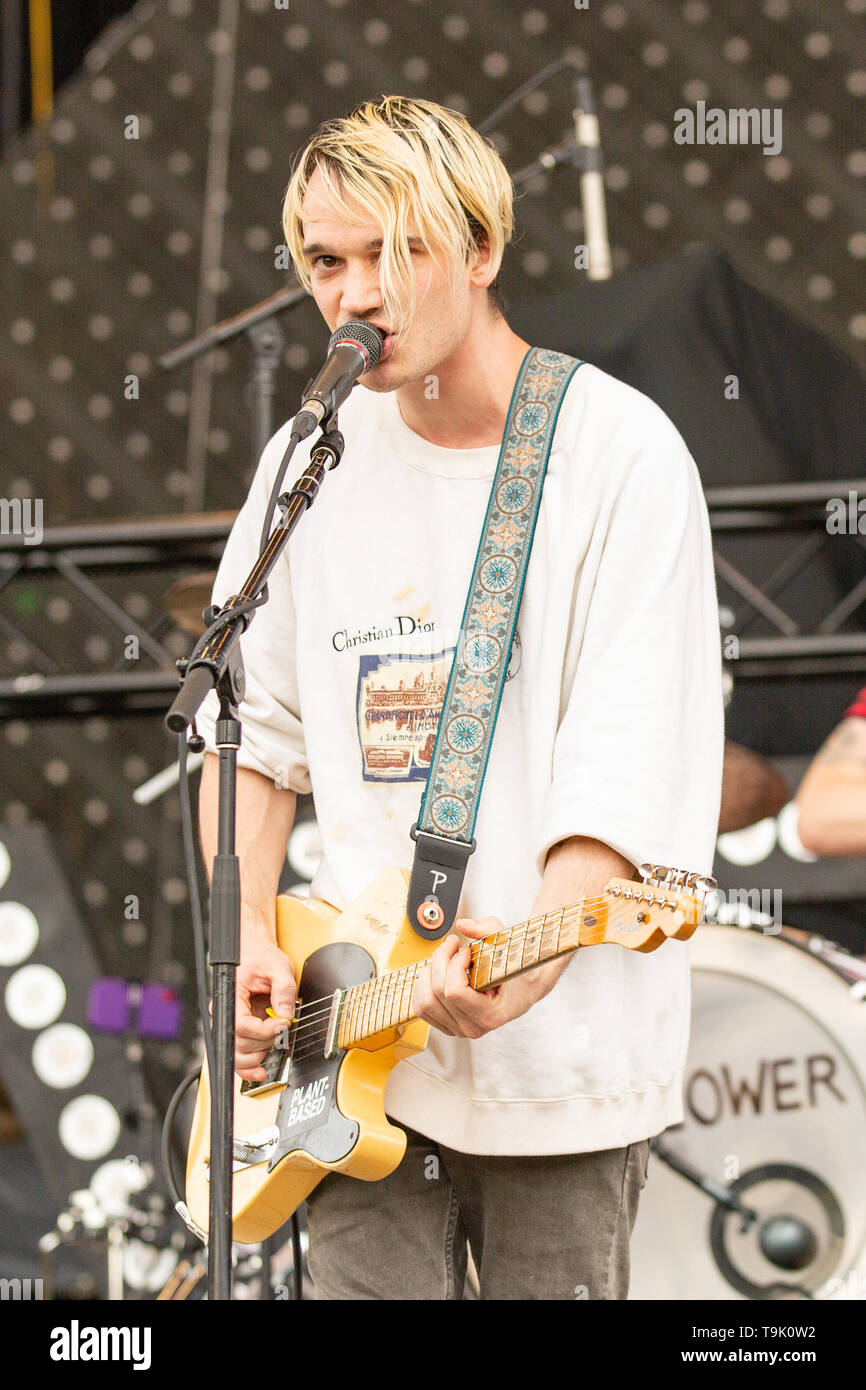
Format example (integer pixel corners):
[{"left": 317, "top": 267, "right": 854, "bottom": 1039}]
[{"left": 595, "top": 863, "right": 718, "bottom": 953}]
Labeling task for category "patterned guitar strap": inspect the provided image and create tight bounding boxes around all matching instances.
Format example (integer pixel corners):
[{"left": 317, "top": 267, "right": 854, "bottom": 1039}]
[{"left": 407, "top": 346, "right": 585, "bottom": 940}]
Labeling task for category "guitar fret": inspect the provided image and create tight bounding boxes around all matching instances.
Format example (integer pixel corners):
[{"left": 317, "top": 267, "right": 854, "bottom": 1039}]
[
  {"left": 354, "top": 980, "right": 367, "bottom": 1040},
  {"left": 491, "top": 932, "right": 509, "bottom": 983},
  {"left": 360, "top": 979, "right": 376, "bottom": 1038},
  {"left": 385, "top": 970, "right": 400, "bottom": 1029},
  {"left": 383, "top": 971, "right": 396, "bottom": 1029},
  {"left": 562, "top": 903, "right": 581, "bottom": 951},
  {"left": 400, "top": 967, "right": 414, "bottom": 1023},
  {"left": 475, "top": 939, "right": 489, "bottom": 995},
  {"left": 408, "top": 962, "right": 423, "bottom": 1021},
  {"left": 523, "top": 914, "right": 542, "bottom": 967},
  {"left": 519, "top": 920, "right": 529, "bottom": 971},
  {"left": 373, "top": 977, "right": 388, "bottom": 1034},
  {"left": 470, "top": 941, "right": 482, "bottom": 989}
]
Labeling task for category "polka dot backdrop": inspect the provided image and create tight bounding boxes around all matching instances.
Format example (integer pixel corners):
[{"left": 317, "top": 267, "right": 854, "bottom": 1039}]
[{"left": 0, "top": 0, "right": 864, "bottom": 1048}]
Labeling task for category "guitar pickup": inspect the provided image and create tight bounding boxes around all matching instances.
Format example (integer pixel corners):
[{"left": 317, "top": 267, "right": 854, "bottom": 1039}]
[{"left": 239, "top": 1025, "right": 293, "bottom": 1096}]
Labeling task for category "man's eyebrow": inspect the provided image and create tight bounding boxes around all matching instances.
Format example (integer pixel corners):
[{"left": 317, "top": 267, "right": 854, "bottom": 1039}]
[{"left": 301, "top": 236, "right": 425, "bottom": 256}]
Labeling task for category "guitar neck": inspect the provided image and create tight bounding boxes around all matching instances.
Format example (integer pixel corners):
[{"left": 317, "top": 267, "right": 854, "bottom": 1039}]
[{"left": 337, "top": 901, "right": 590, "bottom": 1050}]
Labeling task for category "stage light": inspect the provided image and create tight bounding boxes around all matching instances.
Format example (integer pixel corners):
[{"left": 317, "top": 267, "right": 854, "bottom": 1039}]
[
  {"left": 58, "top": 1094, "right": 122, "bottom": 1161},
  {"left": 0, "top": 839, "right": 10, "bottom": 890},
  {"left": 5, "top": 962, "right": 66, "bottom": 1028},
  {"left": 0, "top": 902, "right": 40, "bottom": 966},
  {"left": 31, "top": 1022, "right": 94, "bottom": 1088}
]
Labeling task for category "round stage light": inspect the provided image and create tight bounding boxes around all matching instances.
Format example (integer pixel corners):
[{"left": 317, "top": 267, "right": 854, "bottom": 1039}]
[
  {"left": 0, "top": 839, "right": 10, "bottom": 890},
  {"left": 58, "top": 1094, "right": 121, "bottom": 1161},
  {"left": 5, "top": 963, "right": 66, "bottom": 1028},
  {"left": 32, "top": 1023, "right": 94, "bottom": 1088},
  {"left": 0, "top": 902, "right": 40, "bottom": 966}
]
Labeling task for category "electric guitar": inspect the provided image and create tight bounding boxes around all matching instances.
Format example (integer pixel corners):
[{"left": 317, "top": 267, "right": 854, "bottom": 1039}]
[{"left": 185, "top": 862, "right": 715, "bottom": 1243}]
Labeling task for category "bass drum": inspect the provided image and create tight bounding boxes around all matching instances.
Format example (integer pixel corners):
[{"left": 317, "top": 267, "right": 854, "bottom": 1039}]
[{"left": 630, "top": 924, "right": 866, "bottom": 1300}]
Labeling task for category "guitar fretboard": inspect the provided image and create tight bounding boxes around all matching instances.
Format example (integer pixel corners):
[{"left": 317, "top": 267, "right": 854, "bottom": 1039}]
[{"left": 337, "top": 901, "right": 592, "bottom": 1050}]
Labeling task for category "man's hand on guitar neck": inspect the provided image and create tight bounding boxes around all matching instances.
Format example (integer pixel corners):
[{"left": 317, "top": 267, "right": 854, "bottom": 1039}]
[
  {"left": 413, "top": 916, "right": 571, "bottom": 1039},
  {"left": 413, "top": 835, "right": 635, "bottom": 1041}
]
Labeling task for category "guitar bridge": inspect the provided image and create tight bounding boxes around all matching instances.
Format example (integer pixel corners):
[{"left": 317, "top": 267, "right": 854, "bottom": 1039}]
[{"left": 239, "top": 1021, "right": 294, "bottom": 1097}]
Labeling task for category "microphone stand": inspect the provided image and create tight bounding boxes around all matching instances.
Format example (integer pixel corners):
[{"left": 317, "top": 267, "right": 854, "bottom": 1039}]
[
  {"left": 158, "top": 283, "right": 310, "bottom": 475},
  {"left": 165, "top": 422, "right": 345, "bottom": 1299}
]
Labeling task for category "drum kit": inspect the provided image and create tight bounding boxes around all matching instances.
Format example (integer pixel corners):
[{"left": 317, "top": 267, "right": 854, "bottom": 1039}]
[
  {"left": 631, "top": 917, "right": 866, "bottom": 1300},
  {"left": 161, "top": 576, "right": 866, "bottom": 1301}
]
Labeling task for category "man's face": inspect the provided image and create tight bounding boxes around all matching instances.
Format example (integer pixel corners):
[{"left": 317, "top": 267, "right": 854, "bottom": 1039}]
[{"left": 299, "top": 165, "right": 479, "bottom": 392}]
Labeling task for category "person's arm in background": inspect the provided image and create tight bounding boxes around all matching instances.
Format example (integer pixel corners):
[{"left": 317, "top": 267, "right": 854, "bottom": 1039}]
[
  {"left": 718, "top": 741, "right": 790, "bottom": 834},
  {"left": 198, "top": 752, "right": 299, "bottom": 1080},
  {"left": 796, "top": 712, "right": 866, "bottom": 856}
]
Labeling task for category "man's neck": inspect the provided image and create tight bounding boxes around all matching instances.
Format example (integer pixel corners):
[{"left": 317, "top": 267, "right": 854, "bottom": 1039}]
[{"left": 396, "top": 318, "right": 532, "bottom": 450}]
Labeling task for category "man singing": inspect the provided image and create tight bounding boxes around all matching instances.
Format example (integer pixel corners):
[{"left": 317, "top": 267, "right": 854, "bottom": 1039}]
[{"left": 195, "top": 95, "right": 724, "bottom": 1300}]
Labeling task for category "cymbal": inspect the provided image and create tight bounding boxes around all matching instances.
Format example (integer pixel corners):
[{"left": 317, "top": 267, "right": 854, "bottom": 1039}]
[{"left": 162, "top": 572, "right": 217, "bottom": 635}]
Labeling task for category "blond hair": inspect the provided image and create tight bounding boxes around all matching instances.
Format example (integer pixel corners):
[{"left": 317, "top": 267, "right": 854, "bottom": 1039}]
[{"left": 281, "top": 95, "right": 514, "bottom": 342}]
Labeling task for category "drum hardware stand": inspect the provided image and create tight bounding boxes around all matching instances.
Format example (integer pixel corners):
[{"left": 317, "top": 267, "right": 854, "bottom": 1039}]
[
  {"left": 651, "top": 1139, "right": 843, "bottom": 1298},
  {"left": 652, "top": 1136, "right": 764, "bottom": 1228},
  {"left": 165, "top": 424, "right": 346, "bottom": 1300}
]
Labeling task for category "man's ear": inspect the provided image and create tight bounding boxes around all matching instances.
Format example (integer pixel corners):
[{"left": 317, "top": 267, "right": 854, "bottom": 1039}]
[{"left": 468, "top": 229, "right": 500, "bottom": 292}]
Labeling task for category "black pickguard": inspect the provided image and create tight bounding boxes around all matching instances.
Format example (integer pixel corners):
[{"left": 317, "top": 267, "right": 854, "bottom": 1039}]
[{"left": 267, "top": 941, "right": 377, "bottom": 1172}]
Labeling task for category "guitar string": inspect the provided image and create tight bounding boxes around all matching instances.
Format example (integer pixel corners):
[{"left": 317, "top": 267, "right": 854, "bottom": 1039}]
[
  {"left": 272, "top": 898, "right": 695, "bottom": 1067},
  {"left": 259, "top": 896, "right": 632, "bottom": 1048},
  {"left": 276, "top": 895, "right": 691, "bottom": 1055},
  {"left": 272, "top": 886, "right": 624, "bottom": 1020},
  {"left": 264, "top": 887, "right": 689, "bottom": 1030}
]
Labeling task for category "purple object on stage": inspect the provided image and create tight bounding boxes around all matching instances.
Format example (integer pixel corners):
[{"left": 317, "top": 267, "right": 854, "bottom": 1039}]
[{"left": 86, "top": 978, "right": 183, "bottom": 1039}]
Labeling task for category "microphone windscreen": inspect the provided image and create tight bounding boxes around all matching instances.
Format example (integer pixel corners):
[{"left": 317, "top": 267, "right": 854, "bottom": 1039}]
[{"left": 328, "top": 319, "right": 384, "bottom": 371}]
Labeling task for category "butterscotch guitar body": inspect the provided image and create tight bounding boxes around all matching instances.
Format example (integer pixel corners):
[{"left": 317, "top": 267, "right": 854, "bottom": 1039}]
[{"left": 186, "top": 867, "right": 431, "bottom": 1244}]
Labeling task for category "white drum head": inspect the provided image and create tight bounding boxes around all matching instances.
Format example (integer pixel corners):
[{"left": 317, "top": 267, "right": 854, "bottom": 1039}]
[{"left": 630, "top": 925, "right": 866, "bottom": 1300}]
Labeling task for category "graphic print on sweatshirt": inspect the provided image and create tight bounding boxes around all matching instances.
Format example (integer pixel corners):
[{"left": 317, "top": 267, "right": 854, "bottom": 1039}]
[{"left": 356, "top": 646, "right": 455, "bottom": 782}]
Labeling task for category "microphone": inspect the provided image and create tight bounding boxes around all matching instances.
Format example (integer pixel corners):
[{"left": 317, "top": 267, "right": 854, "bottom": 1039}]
[
  {"left": 572, "top": 74, "right": 612, "bottom": 281},
  {"left": 292, "top": 319, "right": 384, "bottom": 441}
]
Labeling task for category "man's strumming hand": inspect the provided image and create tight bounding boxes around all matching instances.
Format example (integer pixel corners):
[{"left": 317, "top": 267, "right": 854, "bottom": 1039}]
[{"left": 234, "top": 934, "right": 297, "bottom": 1082}]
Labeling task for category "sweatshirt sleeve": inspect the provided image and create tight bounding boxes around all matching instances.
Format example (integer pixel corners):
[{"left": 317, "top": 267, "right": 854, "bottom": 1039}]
[
  {"left": 194, "top": 423, "right": 312, "bottom": 794},
  {"left": 534, "top": 412, "right": 724, "bottom": 880}
]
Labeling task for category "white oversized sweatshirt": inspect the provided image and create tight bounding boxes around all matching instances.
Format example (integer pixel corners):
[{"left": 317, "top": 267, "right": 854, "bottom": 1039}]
[{"left": 196, "top": 358, "right": 724, "bottom": 1155}]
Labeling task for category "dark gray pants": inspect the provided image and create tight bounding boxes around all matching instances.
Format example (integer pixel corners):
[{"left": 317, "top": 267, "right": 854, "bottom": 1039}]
[{"left": 305, "top": 1124, "right": 650, "bottom": 1300}]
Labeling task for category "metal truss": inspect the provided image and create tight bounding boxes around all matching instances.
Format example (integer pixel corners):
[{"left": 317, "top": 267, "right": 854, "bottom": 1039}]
[{"left": 1, "top": 481, "right": 865, "bottom": 719}]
